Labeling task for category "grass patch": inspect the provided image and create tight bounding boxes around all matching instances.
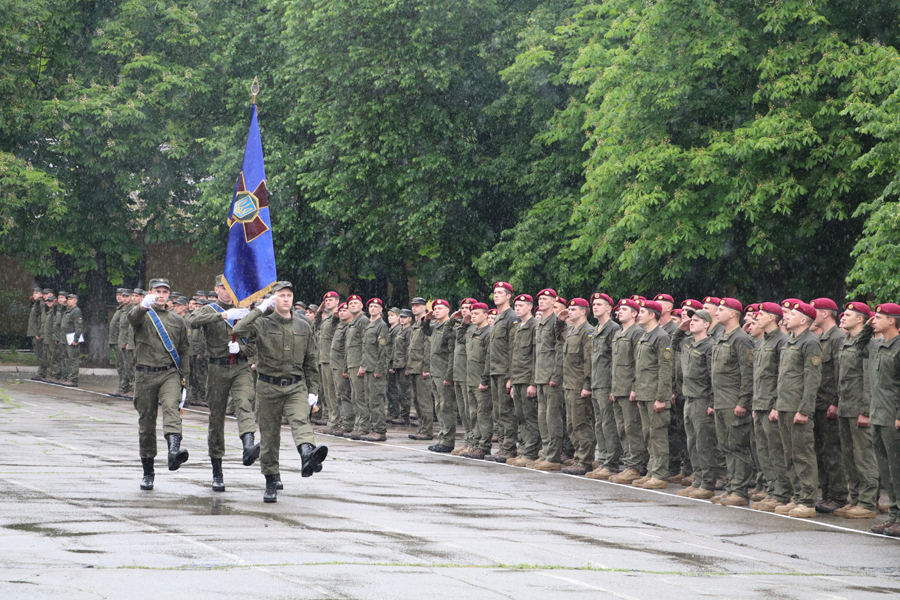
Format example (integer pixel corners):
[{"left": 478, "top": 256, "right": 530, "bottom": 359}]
[{"left": 0, "top": 350, "right": 38, "bottom": 366}]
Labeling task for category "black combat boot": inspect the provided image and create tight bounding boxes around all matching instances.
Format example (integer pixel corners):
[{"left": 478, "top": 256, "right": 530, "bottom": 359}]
[
  {"left": 166, "top": 433, "right": 189, "bottom": 471},
  {"left": 263, "top": 474, "right": 278, "bottom": 503},
  {"left": 298, "top": 443, "right": 328, "bottom": 477},
  {"left": 211, "top": 457, "right": 225, "bottom": 492},
  {"left": 241, "top": 432, "right": 260, "bottom": 466},
  {"left": 275, "top": 473, "right": 283, "bottom": 490},
  {"left": 140, "top": 457, "right": 155, "bottom": 491}
]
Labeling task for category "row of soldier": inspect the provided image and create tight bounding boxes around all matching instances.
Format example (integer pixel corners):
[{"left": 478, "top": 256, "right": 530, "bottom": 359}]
[
  {"left": 27, "top": 288, "right": 83, "bottom": 387},
  {"left": 306, "top": 285, "right": 900, "bottom": 537}
]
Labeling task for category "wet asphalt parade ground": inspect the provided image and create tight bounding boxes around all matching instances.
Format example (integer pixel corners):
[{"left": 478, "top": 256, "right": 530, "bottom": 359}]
[{"left": 0, "top": 374, "right": 898, "bottom": 599}]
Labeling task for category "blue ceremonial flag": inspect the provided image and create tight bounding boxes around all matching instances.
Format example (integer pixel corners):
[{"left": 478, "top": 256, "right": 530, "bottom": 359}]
[{"left": 222, "top": 103, "right": 277, "bottom": 307}]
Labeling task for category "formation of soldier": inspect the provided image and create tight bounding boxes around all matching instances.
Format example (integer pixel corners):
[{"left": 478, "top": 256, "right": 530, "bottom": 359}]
[{"left": 22, "top": 281, "right": 900, "bottom": 529}]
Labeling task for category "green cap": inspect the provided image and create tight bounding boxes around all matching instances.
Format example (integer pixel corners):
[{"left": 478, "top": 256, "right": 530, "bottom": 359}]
[
  {"left": 271, "top": 281, "right": 294, "bottom": 293},
  {"left": 687, "top": 308, "right": 712, "bottom": 323}
]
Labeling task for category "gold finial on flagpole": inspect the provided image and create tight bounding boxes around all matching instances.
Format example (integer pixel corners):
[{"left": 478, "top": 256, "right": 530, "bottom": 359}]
[{"left": 250, "top": 76, "right": 260, "bottom": 105}]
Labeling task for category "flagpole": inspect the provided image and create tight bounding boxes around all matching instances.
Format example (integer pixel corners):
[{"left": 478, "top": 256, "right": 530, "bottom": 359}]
[{"left": 250, "top": 76, "right": 259, "bottom": 105}]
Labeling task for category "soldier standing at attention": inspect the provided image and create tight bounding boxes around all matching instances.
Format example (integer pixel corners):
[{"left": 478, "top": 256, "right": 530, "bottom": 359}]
[
  {"left": 189, "top": 298, "right": 209, "bottom": 408},
  {"left": 61, "top": 294, "right": 83, "bottom": 387},
  {"left": 190, "top": 275, "right": 262, "bottom": 492},
  {"left": 461, "top": 303, "right": 492, "bottom": 459},
  {"left": 504, "top": 294, "right": 539, "bottom": 466},
  {"left": 315, "top": 292, "right": 341, "bottom": 431},
  {"left": 709, "top": 298, "right": 755, "bottom": 506},
  {"left": 390, "top": 309, "right": 413, "bottom": 427},
  {"left": 49, "top": 291, "right": 68, "bottom": 383},
  {"left": 556, "top": 298, "right": 594, "bottom": 475},
  {"left": 676, "top": 308, "right": 717, "bottom": 499},
  {"left": 586, "top": 293, "right": 621, "bottom": 480},
  {"left": 427, "top": 299, "right": 457, "bottom": 452},
  {"left": 809, "top": 298, "right": 847, "bottom": 514},
  {"left": 120, "top": 289, "right": 145, "bottom": 399},
  {"left": 360, "top": 298, "right": 390, "bottom": 442},
  {"left": 329, "top": 302, "right": 354, "bottom": 435},
  {"left": 656, "top": 293, "right": 689, "bottom": 484},
  {"left": 773, "top": 301, "right": 823, "bottom": 519},
  {"left": 27, "top": 287, "right": 43, "bottom": 380},
  {"left": 108, "top": 289, "right": 126, "bottom": 395},
  {"left": 631, "top": 299, "right": 673, "bottom": 490},
  {"left": 39, "top": 294, "right": 57, "bottom": 382},
  {"left": 749, "top": 303, "right": 791, "bottom": 512},
  {"left": 488, "top": 282, "right": 516, "bottom": 460},
  {"left": 450, "top": 301, "right": 476, "bottom": 455},
  {"left": 129, "top": 278, "right": 191, "bottom": 491},
  {"left": 528, "top": 289, "right": 565, "bottom": 472},
  {"left": 386, "top": 307, "right": 402, "bottom": 423},
  {"left": 866, "top": 304, "right": 900, "bottom": 536},
  {"left": 832, "top": 302, "right": 879, "bottom": 520},
  {"left": 407, "top": 297, "right": 433, "bottom": 440},
  {"left": 344, "top": 295, "right": 368, "bottom": 439},
  {"left": 34, "top": 289, "right": 53, "bottom": 382},
  {"left": 609, "top": 298, "right": 649, "bottom": 484},
  {"left": 232, "top": 281, "right": 326, "bottom": 503}
]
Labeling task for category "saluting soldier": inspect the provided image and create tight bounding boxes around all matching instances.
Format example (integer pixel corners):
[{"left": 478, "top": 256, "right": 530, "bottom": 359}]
[
  {"left": 528, "top": 289, "right": 565, "bottom": 471},
  {"left": 427, "top": 299, "right": 457, "bottom": 452},
  {"left": 866, "top": 304, "right": 900, "bottom": 536},
  {"left": 189, "top": 275, "right": 262, "bottom": 492},
  {"left": 34, "top": 289, "right": 53, "bottom": 381},
  {"left": 555, "top": 298, "right": 594, "bottom": 475},
  {"left": 50, "top": 291, "right": 69, "bottom": 383},
  {"left": 461, "top": 303, "right": 492, "bottom": 459},
  {"left": 129, "top": 279, "right": 191, "bottom": 491},
  {"left": 773, "top": 300, "right": 823, "bottom": 519},
  {"left": 232, "top": 281, "right": 326, "bottom": 503},
  {"left": 809, "top": 298, "right": 848, "bottom": 514},
  {"left": 60, "top": 294, "right": 83, "bottom": 387},
  {"left": 315, "top": 291, "right": 341, "bottom": 431},
  {"left": 109, "top": 289, "right": 128, "bottom": 396},
  {"left": 386, "top": 307, "right": 402, "bottom": 423},
  {"left": 832, "top": 302, "right": 879, "bottom": 520},
  {"left": 505, "top": 294, "right": 539, "bottom": 467},
  {"left": 609, "top": 298, "right": 649, "bottom": 484},
  {"left": 450, "top": 301, "right": 476, "bottom": 455},
  {"left": 631, "top": 299, "right": 673, "bottom": 490},
  {"left": 329, "top": 302, "right": 354, "bottom": 435},
  {"left": 389, "top": 309, "right": 413, "bottom": 427},
  {"left": 702, "top": 296, "right": 725, "bottom": 340},
  {"left": 27, "top": 287, "right": 43, "bottom": 381},
  {"left": 748, "top": 302, "right": 791, "bottom": 512},
  {"left": 586, "top": 293, "right": 621, "bottom": 480},
  {"left": 360, "top": 297, "right": 390, "bottom": 442},
  {"left": 407, "top": 297, "right": 433, "bottom": 440},
  {"left": 38, "top": 293, "right": 57, "bottom": 381}
]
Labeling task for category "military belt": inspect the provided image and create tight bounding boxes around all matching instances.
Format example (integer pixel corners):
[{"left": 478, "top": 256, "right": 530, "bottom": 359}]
[
  {"left": 136, "top": 364, "right": 174, "bottom": 373},
  {"left": 258, "top": 373, "right": 303, "bottom": 387},
  {"left": 209, "top": 356, "right": 249, "bottom": 366}
]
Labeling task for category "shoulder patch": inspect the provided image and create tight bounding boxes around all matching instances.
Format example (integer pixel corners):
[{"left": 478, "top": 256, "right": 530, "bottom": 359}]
[
  {"left": 811, "top": 355, "right": 822, "bottom": 367},
  {"left": 745, "top": 349, "right": 754, "bottom": 365},
  {"left": 663, "top": 347, "right": 673, "bottom": 361}
]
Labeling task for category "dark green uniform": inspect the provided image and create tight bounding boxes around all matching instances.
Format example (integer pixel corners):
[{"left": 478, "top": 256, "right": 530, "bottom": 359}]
[
  {"left": 51, "top": 304, "right": 67, "bottom": 380},
  {"left": 232, "top": 306, "right": 319, "bottom": 475},
  {"left": 681, "top": 335, "right": 716, "bottom": 490},
  {"left": 452, "top": 320, "right": 473, "bottom": 447},
  {"left": 776, "top": 328, "right": 823, "bottom": 508},
  {"left": 316, "top": 310, "right": 338, "bottom": 428},
  {"left": 330, "top": 317, "right": 354, "bottom": 431},
  {"left": 664, "top": 318, "right": 689, "bottom": 478},
  {"left": 510, "top": 316, "right": 539, "bottom": 460},
  {"left": 634, "top": 325, "right": 673, "bottom": 480},
  {"left": 711, "top": 326, "right": 755, "bottom": 499},
  {"left": 814, "top": 325, "right": 847, "bottom": 506},
  {"left": 119, "top": 304, "right": 136, "bottom": 395},
  {"left": 109, "top": 303, "right": 127, "bottom": 393},
  {"left": 39, "top": 303, "right": 56, "bottom": 379},
  {"left": 391, "top": 323, "right": 412, "bottom": 424},
  {"left": 752, "top": 329, "right": 791, "bottom": 503},
  {"left": 868, "top": 333, "right": 900, "bottom": 523},
  {"left": 407, "top": 317, "right": 432, "bottom": 437},
  {"left": 837, "top": 325, "right": 878, "bottom": 512},
  {"left": 611, "top": 324, "right": 648, "bottom": 471},
  {"left": 490, "top": 307, "right": 516, "bottom": 453},
  {"left": 429, "top": 318, "right": 456, "bottom": 448},
  {"left": 466, "top": 324, "right": 492, "bottom": 451},
  {"left": 190, "top": 301, "right": 258, "bottom": 458},
  {"left": 28, "top": 298, "right": 43, "bottom": 375},
  {"left": 345, "top": 312, "right": 367, "bottom": 433},
  {"left": 128, "top": 305, "right": 191, "bottom": 459},
  {"left": 188, "top": 314, "right": 208, "bottom": 406},
  {"left": 387, "top": 323, "right": 402, "bottom": 420},
  {"left": 591, "top": 319, "right": 621, "bottom": 472},
  {"left": 361, "top": 316, "right": 390, "bottom": 436},
  {"left": 560, "top": 319, "right": 594, "bottom": 469},
  {"left": 61, "top": 305, "right": 83, "bottom": 384},
  {"left": 534, "top": 312, "right": 564, "bottom": 463}
]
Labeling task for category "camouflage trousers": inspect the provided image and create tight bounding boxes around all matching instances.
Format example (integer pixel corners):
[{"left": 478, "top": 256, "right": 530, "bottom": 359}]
[{"left": 257, "top": 379, "right": 313, "bottom": 476}]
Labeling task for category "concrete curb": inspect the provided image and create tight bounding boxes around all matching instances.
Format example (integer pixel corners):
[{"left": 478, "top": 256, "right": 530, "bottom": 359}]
[{"left": 0, "top": 365, "right": 117, "bottom": 376}]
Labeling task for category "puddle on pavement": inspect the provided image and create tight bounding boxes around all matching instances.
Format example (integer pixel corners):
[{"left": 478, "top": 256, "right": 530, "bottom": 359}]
[
  {"left": 552, "top": 530, "right": 721, "bottom": 571},
  {"left": 5, "top": 522, "right": 100, "bottom": 537}
]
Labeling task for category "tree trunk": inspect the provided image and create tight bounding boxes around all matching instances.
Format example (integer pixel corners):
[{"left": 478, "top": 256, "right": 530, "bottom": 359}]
[{"left": 83, "top": 252, "right": 110, "bottom": 366}]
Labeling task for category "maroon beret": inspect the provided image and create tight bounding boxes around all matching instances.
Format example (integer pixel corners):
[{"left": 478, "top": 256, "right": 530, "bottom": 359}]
[
  {"left": 744, "top": 303, "right": 759, "bottom": 314},
  {"left": 568, "top": 298, "right": 589, "bottom": 308},
  {"left": 337, "top": 302, "right": 348, "bottom": 310},
  {"left": 781, "top": 298, "right": 802, "bottom": 309},
  {"left": 322, "top": 291, "right": 340, "bottom": 300},
  {"left": 493, "top": 281, "right": 514, "bottom": 294},
  {"left": 537, "top": 288, "right": 557, "bottom": 299},
  {"left": 681, "top": 299, "right": 702, "bottom": 310},
  {"left": 460, "top": 297, "right": 478, "bottom": 306},
  {"left": 591, "top": 292, "right": 614, "bottom": 306},
  {"left": 432, "top": 299, "right": 450, "bottom": 308},
  {"left": 810, "top": 298, "right": 838, "bottom": 311},
  {"left": 630, "top": 294, "right": 647, "bottom": 302},
  {"left": 876, "top": 303, "right": 900, "bottom": 318},
  {"left": 792, "top": 301, "right": 817, "bottom": 321},
  {"left": 639, "top": 299, "right": 663, "bottom": 314},
  {"left": 844, "top": 301, "right": 871, "bottom": 317},
  {"left": 488, "top": 308, "right": 498, "bottom": 315},
  {"left": 618, "top": 298, "right": 640, "bottom": 311},
  {"left": 471, "top": 302, "right": 489, "bottom": 311},
  {"left": 703, "top": 296, "right": 721, "bottom": 306},
  {"left": 672, "top": 308, "right": 682, "bottom": 318},
  {"left": 719, "top": 297, "right": 743, "bottom": 313},
  {"left": 514, "top": 294, "right": 534, "bottom": 304},
  {"left": 653, "top": 293, "right": 674, "bottom": 304},
  {"left": 347, "top": 294, "right": 362, "bottom": 303},
  {"left": 554, "top": 296, "right": 567, "bottom": 305},
  {"left": 366, "top": 297, "right": 383, "bottom": 306},
  {"left": 759, "top": 302, "right": 783, "bottom": 317}
]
